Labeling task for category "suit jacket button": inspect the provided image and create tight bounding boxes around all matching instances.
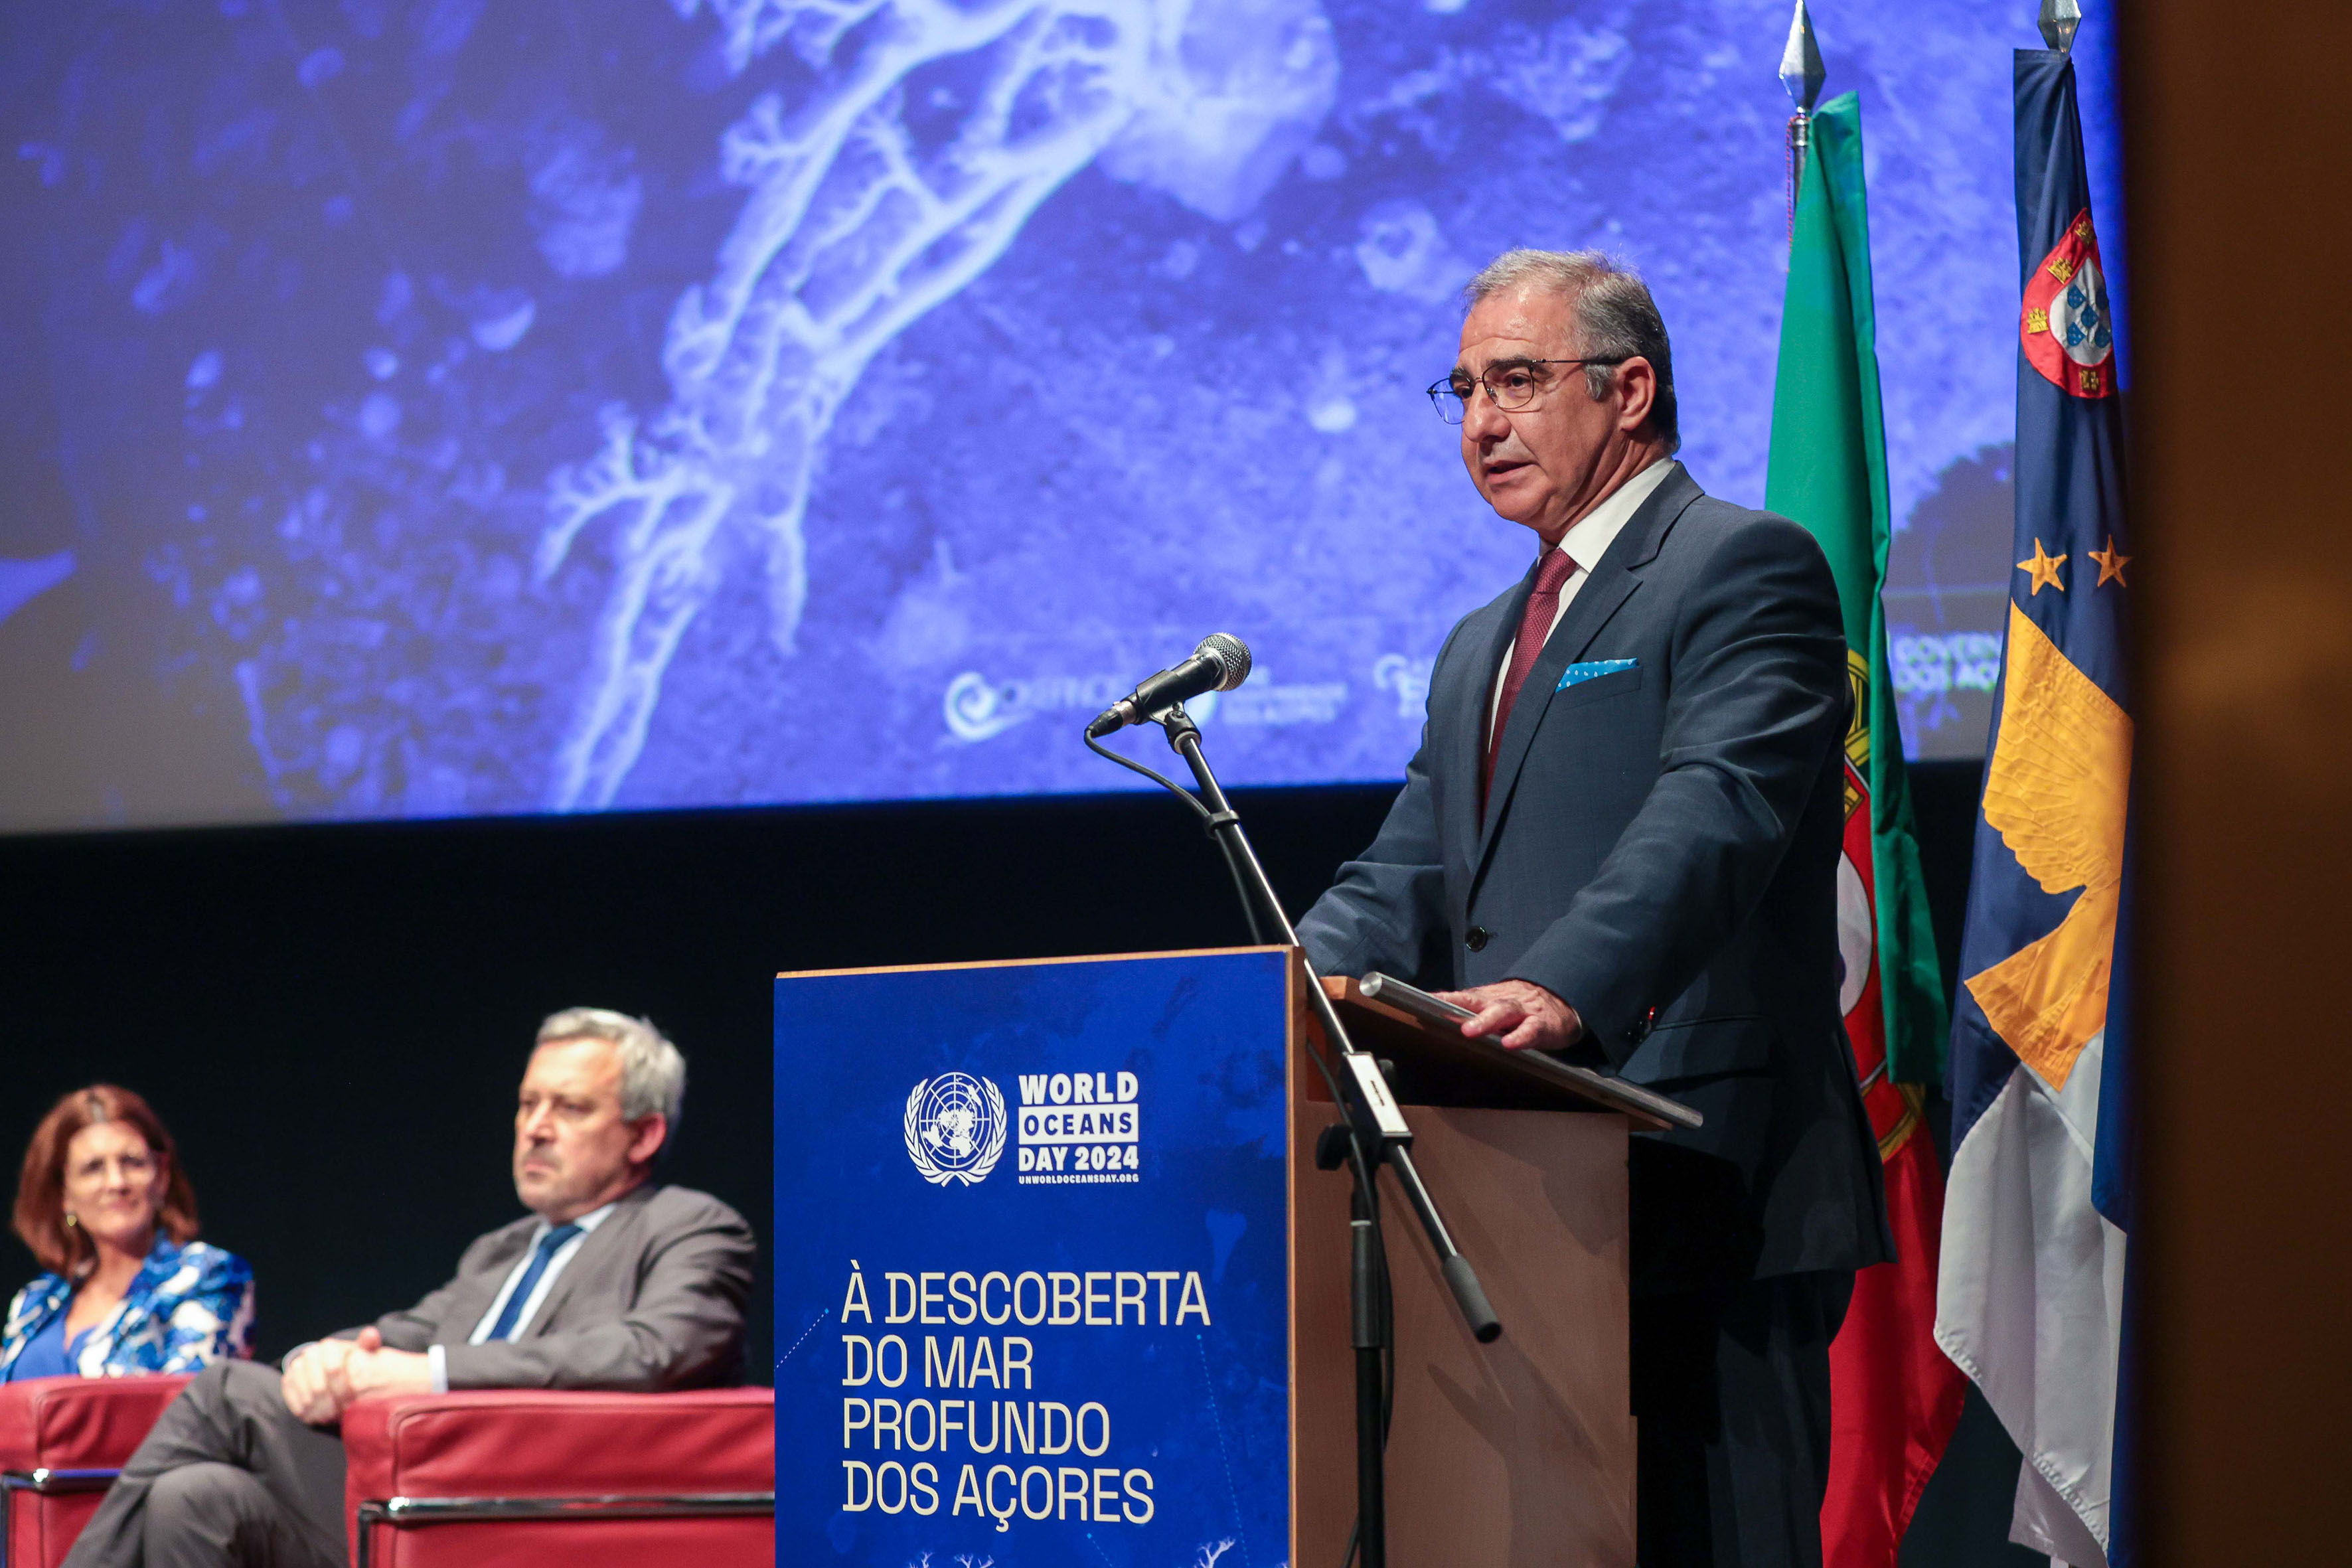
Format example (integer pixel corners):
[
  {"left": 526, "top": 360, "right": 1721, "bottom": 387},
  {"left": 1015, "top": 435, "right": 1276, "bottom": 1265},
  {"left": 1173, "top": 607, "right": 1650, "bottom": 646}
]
[{"left": 1464, "top": 925, "right": 1490, "bottom": 952}]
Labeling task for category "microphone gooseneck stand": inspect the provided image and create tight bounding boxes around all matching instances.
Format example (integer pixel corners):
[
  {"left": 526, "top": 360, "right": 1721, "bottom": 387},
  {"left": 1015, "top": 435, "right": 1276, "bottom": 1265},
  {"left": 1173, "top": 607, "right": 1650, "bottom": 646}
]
[{"left": 1085, "top": 704, "right": 1503, "bottom": 1568}]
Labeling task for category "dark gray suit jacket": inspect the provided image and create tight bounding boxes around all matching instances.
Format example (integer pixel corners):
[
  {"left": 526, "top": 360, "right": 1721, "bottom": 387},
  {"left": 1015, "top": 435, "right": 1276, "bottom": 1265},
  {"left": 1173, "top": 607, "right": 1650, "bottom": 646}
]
[
  {"left": 1299, "top": 464, "right": 1891, "bottom": 1294},
  {"left": 349, "top": 1182, "right": 755, "bottom": 1389}
]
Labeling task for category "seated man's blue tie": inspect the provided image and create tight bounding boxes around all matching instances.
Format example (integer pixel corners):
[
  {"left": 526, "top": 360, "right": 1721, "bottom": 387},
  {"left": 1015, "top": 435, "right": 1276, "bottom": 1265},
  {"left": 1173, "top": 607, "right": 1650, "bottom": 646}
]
[{"left": 486, "top": 1224, "right": 582, "bottom": 1342}]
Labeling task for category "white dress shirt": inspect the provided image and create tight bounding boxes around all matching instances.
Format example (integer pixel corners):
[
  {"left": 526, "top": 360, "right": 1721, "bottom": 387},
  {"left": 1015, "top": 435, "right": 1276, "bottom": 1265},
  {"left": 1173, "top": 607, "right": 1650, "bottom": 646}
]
[
  {"left": 424, "top": 1200, "right": 619, "bottom": 1393},
  {"left": 1488, "top": 458, "right": 1678, "bottom": 745}
]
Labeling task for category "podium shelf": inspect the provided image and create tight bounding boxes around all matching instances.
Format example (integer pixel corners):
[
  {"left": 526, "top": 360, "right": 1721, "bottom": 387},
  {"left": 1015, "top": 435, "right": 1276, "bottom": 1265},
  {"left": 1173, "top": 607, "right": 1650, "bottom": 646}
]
[{"left": 1316, "top": 976, "right": 1701, "bottom": 1133}]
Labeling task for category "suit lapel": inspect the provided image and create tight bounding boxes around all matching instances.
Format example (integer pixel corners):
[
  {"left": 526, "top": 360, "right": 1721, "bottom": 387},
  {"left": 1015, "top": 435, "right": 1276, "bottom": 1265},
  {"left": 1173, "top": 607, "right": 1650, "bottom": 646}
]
[
  {"left": 1442, "top": 573, "right": 1536, "bottom": 865},
  {"left": 1470, "top": 469, "right": 1705, "bottom": 885},
  {"left": 523, "top": 1185, "right": 653, "bottom": 1336},
  {"left": 439, "top": 1221, "right": 534, "bottom": 1342},
  {"left": 440, "top": 1280, "right": 499, "bottom": 1344}
]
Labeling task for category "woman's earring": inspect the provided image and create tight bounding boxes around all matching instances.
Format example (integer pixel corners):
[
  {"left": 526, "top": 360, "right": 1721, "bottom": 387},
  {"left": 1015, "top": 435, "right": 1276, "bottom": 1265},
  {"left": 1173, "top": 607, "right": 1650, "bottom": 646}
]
[{"left": 63, "top": 1211, "right": 78, "bottom": 1228}]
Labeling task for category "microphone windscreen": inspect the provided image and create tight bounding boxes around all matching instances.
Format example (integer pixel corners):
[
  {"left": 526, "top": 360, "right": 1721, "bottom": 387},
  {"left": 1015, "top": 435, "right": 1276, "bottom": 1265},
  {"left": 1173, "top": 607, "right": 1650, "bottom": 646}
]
[{"left": 1195, "top": 632, "right": 1252, "bottom": 692}]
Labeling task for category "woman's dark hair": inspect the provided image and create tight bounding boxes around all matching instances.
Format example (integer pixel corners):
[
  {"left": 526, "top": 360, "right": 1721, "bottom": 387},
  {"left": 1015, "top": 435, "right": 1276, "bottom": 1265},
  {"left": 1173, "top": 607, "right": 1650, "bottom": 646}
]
[{"left": 12, "top": 1085, "right": 198, "bottom": 1277}]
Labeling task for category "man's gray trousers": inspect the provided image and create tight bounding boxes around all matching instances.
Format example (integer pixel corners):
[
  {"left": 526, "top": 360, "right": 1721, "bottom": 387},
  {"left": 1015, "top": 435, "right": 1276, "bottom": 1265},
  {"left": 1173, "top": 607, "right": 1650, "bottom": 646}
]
[{"left": 61, "top": 1362, "right": 347, "bottom": 1568}]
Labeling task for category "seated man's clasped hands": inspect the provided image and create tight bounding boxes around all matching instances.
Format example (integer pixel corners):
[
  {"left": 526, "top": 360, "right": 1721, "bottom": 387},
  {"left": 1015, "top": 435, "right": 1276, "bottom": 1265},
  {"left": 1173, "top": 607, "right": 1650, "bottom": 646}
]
[{"left": 63, "top": 1009, "right": 755, "bottom": 1568}]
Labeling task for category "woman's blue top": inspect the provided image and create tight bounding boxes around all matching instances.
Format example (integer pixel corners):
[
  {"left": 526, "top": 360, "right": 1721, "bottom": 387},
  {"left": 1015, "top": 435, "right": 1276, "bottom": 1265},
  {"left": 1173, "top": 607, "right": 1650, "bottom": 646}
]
[
  {"left": 0, "top": 1237, "right": 254, "bottom": 1380},
  {"left": 4, "top": 1314, "right": 94, "bottom": 1383}
]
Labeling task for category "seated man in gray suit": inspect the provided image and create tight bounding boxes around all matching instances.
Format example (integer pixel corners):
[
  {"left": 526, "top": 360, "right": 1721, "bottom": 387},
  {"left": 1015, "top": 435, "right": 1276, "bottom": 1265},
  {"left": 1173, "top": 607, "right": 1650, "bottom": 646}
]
[{"left": 66, "top": 1008, "right": 756, "bottom": 1568}]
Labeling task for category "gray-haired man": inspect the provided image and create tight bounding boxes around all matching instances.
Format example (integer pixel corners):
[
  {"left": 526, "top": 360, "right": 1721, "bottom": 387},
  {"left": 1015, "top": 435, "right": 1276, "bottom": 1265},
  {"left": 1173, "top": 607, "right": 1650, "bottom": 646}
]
[
  {"left": 1298, "top": 250, "right": 1889, "bottom": 1567},
  {"left": 66, "top": 1010, "right": 755, "bottom": 1568}
]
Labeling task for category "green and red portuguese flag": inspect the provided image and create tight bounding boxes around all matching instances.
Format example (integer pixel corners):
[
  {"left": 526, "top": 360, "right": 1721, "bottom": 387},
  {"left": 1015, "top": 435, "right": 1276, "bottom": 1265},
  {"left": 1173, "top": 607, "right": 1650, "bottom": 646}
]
[{"left": 1765, "top": 92, "right": 1968, "bottom": 1567}]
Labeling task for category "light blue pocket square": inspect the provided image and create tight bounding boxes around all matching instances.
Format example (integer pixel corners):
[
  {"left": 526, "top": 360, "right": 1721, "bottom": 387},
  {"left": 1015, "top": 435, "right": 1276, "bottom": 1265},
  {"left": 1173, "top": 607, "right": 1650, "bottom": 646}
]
[{"left": 1557, "top": 658, "right": 1638, "bottom": 691}]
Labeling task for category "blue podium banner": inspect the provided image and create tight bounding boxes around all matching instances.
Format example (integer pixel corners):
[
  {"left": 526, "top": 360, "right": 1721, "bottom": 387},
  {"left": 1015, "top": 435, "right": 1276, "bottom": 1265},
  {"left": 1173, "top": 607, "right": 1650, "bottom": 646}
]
[{"left": 776, "top": 949, "right": 1296, "bottom": 1565}]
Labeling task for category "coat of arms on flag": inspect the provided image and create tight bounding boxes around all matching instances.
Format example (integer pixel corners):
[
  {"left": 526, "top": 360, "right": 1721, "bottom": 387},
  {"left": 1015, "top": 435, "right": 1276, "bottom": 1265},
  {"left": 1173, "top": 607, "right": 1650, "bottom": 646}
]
[{"left": 2021, "top": 211, "right": 2118, "bottom": 400}]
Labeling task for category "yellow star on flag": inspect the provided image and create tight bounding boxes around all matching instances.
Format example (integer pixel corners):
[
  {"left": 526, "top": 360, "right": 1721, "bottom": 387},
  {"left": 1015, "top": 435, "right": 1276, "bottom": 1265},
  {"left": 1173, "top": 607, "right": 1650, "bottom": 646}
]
[
  {"left": 2017, "top": 538, "right": 2067, "bottom": 595},
  {"left": 2088, "top": 536, "right": 2131, "bottom": 586}
]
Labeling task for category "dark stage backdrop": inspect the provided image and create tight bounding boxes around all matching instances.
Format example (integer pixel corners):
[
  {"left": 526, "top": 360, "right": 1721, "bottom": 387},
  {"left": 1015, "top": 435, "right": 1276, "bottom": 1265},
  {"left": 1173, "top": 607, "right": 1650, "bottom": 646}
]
[
  {"left": 0, "top": 759, "right": 2031, "bottom": 1562},
  {"left": 0, "top": 776, "right": 1435, "bottom": 1376}
]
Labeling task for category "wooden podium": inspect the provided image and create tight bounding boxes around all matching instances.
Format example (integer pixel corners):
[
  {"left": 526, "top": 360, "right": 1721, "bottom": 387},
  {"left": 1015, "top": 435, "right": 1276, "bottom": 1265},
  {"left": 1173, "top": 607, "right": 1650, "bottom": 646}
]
[{"left": 1289, "top": 963, "right": 1687, "bottom": 1568}]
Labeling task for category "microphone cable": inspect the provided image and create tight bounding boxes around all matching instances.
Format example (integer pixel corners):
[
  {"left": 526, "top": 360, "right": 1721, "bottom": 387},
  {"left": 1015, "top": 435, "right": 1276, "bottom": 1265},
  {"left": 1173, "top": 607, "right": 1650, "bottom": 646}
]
[{"left": 1083, "top": 722, "right": 1270, "bottom": 945}]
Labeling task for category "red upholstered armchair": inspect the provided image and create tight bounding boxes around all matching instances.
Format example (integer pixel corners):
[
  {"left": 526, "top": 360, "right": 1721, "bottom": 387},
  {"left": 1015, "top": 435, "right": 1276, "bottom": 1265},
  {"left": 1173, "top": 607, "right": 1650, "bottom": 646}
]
[
  {"left": 0, "top": 1374, "right": 191, "bottom": 1568},
  {"left": 340, "top": 1387, "right": 773, "bottom": 1568}
]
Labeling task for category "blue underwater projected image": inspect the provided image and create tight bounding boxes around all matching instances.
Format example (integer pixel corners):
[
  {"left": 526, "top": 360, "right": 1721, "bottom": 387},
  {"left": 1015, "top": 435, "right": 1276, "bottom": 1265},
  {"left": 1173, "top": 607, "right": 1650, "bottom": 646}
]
[{"left": 0, "top": 1, "right": 2122, "bottom": 830}]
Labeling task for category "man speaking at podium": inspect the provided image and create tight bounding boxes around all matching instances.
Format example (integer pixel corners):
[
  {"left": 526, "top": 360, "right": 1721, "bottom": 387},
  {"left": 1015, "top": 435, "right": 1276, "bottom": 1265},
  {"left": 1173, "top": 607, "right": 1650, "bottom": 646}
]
[{"left": 1297, "top": 250, "right": 1889, "bottom": 1568}]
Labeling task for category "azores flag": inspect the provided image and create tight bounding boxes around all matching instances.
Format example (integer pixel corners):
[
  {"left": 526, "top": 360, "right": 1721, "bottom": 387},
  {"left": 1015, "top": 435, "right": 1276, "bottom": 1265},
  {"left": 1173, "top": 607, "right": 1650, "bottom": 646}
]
[
  {"left": 1934, "top": 46, "right": 2134, "bottom": 1568},
  {"left": 1765, "top": 88, "right": 1968, "bottom": 1568}
]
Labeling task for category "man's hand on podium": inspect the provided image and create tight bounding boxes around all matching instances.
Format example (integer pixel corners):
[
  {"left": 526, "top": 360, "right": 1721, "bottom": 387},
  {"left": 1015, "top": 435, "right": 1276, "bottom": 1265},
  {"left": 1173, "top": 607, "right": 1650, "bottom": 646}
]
[{"left": 1437, "top": 979, "right": 1583, "bottom": 1053}]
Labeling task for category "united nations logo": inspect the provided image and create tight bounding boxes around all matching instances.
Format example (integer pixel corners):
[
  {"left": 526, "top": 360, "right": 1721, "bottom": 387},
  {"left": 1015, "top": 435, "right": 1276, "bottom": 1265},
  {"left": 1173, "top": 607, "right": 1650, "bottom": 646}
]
[{"left": 903, "top": 1072, "right": 1008, "bottom": 1187}]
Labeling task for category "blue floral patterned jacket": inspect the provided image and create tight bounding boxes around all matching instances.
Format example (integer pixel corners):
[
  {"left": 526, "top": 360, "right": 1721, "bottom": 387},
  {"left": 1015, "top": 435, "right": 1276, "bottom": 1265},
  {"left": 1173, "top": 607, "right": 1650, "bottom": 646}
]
[{"left": 1, "top": 1237, "right": 255, "bottom": 1377}]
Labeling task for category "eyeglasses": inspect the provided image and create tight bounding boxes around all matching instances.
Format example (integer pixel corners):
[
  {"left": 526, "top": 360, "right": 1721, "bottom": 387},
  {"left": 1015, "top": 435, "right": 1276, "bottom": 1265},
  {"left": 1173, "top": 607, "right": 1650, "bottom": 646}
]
[{"left": 1426, "top": 356, "right": 1630, "bottom": 424}]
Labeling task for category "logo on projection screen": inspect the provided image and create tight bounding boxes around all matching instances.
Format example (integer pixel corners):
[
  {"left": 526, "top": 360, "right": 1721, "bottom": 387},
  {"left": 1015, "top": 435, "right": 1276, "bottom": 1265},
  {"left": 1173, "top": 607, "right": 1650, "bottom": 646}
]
[{"left": 902, "top": 1073, "right": 1008, "bottom": 1186}]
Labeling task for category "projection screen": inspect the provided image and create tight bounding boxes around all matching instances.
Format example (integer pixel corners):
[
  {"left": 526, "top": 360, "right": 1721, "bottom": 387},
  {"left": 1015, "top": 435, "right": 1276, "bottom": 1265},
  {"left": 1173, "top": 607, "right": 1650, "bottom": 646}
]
[{"left": 0, "top": 0, "right": 2123, "bottom": 829}]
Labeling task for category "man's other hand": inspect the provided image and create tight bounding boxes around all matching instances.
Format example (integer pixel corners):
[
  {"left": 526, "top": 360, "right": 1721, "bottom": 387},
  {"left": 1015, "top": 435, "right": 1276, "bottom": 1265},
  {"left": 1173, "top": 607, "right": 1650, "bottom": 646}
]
[
  {"left": 282, "top": 1328, "right": 434, "bottom": 1425},
  {"left": 280, "top": 1338, "right": 356, "bottom": 1425},
  {"left": 324, "top": 1326, "right": 433, "bottom": 1411},
  {"left": 1435, "top": 980, "right": 1583, "bottom": 1052}
]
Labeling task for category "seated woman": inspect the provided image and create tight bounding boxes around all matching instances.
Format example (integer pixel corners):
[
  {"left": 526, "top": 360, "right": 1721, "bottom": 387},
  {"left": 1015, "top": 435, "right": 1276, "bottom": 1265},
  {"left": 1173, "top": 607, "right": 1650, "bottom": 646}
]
[{"left": 1, "top": 1085, "right": 253, "bottom": 1381}]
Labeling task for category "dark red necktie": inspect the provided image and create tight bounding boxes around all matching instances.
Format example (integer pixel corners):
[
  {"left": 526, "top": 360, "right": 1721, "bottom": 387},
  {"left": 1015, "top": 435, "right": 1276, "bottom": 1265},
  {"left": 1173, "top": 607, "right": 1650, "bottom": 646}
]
[{"left": 1484, "top": 546, "right": 1580, "bottom": 803}]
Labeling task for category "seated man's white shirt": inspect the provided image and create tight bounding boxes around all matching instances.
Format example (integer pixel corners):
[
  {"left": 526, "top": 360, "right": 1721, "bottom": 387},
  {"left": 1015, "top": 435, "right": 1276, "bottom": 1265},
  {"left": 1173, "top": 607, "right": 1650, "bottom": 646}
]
[
  {"left": 1487, "top": 457, "right": 1678, "bottom": 742},
  {"left": 423, "top": 1201, "right": 619, "bottom": 1393}
]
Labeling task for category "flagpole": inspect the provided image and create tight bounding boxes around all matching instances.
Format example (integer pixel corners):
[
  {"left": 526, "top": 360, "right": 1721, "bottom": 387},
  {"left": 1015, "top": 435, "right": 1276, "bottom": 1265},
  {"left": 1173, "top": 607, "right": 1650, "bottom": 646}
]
[{"left": 1779, "top": 1, "right": 1825, "bottom": 240}]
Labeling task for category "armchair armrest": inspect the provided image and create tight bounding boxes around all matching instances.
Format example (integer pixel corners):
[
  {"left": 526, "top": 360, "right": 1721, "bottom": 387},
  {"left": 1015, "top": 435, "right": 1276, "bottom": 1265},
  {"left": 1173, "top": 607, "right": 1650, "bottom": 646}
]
[
  {"left": 0, "top": 1375, "right": 193, "bottom": 1473},
  {"left": 1, "top": 1375, "right": 193, "bottom": 1568},
  {"left": 341, "top": 1387, "right": 774, "bottom": 1568}
]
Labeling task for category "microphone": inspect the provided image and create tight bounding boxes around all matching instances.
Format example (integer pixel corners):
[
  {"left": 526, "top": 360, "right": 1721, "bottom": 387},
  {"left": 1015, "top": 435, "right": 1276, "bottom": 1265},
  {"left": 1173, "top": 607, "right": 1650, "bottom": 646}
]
[{"left": 1086, "top": 634, "right": 1253, "bottom": 738}]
